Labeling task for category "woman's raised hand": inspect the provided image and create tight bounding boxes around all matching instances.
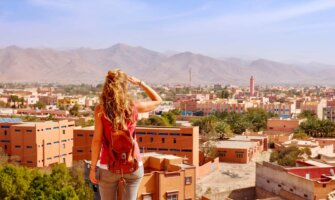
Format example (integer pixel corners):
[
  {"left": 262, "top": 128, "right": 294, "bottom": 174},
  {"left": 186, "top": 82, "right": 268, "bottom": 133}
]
[{"left": 127, "top": 75, "right": 141, "bottom": 86}]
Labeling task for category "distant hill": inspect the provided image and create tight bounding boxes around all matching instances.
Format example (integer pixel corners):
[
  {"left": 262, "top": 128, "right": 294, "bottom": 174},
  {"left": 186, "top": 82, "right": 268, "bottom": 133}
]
[{"left": 0, "top": 43, "right": 334, "bottom": 85}]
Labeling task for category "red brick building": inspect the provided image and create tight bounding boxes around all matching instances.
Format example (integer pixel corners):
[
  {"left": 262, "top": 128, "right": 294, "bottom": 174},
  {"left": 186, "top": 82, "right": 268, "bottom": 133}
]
[{"left": 135, "top": 126, "right": 199, "bottom": 166}]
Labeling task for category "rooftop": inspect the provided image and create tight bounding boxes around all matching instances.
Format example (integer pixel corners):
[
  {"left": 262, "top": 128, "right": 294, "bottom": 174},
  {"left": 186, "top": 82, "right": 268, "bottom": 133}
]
[
  {"left": 74, "top": 126, "right": 94, "bottom": 130},
  {"left": 211, "top": 140, "right": 258, "bottom": 149},
  {"left": 0, "top": 118, "right": 22, "bottom": 123},
  {"left": 230, "top": 135, "right": 266, "bottom": 141},
  {"left": 140, "top": 152, "right": 182, "bottom": 160}
]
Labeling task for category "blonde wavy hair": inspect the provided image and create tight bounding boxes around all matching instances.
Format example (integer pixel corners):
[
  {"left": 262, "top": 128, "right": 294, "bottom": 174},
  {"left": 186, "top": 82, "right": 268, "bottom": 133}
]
[{"left": 100, "top": 69, "right": 134, "bottom": 130}]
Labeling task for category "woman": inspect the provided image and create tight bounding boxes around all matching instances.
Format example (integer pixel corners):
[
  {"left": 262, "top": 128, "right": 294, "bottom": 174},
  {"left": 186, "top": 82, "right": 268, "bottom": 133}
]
[{"left": 90, "top": 69, "right": 162, "bottom": 200}]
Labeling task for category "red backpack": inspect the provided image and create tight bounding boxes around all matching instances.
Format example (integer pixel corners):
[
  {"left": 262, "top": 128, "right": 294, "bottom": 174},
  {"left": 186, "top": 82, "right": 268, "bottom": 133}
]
[{"left": 101, "top": 112, "right": 139, "bottom": 175}]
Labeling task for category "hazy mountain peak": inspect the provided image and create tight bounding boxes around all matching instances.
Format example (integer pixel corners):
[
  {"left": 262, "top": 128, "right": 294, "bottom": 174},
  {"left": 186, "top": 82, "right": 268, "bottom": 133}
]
[{"left": 0, "top": 43, "right": 334, "bottom": 85}]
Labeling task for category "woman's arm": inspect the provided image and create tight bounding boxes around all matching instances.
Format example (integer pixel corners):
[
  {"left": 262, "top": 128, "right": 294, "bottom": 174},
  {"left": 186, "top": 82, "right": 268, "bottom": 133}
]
[
  {"left": 128, "top": 76, "right": 162, "bottom": 113},
  {"left": 89, "top": 105, "right": 103, "bottom": 184}
]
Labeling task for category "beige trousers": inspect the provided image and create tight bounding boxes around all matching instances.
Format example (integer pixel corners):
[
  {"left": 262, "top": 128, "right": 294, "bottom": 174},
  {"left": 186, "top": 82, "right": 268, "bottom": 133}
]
[{"left": 98, "top": 166, "right": 144, "bottom": 200}]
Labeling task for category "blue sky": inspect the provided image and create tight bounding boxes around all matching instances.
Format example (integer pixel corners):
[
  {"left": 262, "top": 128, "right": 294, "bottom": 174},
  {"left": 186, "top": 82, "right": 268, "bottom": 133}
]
[{"left": 1, "top": 0, "right": 335, "bottom": 64}]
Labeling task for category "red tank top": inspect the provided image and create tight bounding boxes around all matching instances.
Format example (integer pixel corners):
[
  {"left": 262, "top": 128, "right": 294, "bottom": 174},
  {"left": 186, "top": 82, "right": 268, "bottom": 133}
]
[{"left": 99, "top": 106, "right": 142, "bottom": 165}]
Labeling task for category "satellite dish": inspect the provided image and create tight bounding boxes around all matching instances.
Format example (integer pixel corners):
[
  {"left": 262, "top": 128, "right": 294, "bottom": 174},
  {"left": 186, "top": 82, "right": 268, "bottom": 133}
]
[{"left": 330, "top": 169, "right": 335, "bottom": 176}]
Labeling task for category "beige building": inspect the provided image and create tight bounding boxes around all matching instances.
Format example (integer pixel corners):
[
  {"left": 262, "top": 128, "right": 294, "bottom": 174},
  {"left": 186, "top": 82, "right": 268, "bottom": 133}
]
[{"left": 0, "top": 119, "right": 74, "bottom": 167}]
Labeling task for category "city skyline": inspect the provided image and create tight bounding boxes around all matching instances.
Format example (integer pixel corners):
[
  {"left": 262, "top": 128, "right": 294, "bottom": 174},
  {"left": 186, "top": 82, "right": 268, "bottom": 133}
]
[{"left": 1, "top": 0, "right": 335, "bottom": 64}]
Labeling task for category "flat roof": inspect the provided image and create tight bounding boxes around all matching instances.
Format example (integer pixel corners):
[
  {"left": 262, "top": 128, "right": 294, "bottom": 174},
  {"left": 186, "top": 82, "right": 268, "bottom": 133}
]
[
  {"left": 303, "top": 160, "right": 333, "bottom": 167},
  {"left": 0, "top": 118, "right": 22, "bottom": 123},
  {"left": 212, "top": 140, "right": 258, "bottom": 149},
  {"left": 74, "top": 126, "right": 94, "bottom": 130},
  {"left": 12, "top": 121, "right": 58, "bottom": 127},
  {"left": 230, "top": 135, "right": 266, "bottom": 141},
  {"left": 136, "top": 126, "right": 184, "bottom": 130},
  {"left": 140, "top": 152, "right": 182, "bottom": 160}
]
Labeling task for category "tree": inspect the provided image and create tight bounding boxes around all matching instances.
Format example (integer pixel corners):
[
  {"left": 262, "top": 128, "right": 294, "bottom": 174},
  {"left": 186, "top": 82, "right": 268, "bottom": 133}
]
[
  {"left": 293, "top": 132, "right": 310, "bottom": 140},
  {"left": 70, "top": 104, "right": 80, "bottom": 116},
  {"left": 162, "top": 111, "right": 177, "bottom": 126},
  {"left": 245, "top": 108, "right": 269, "bottom": 132},
  {"left": 33, "top": 101, "right": 46, "bottom": 109},
  {"left": 298, "top": 110, "right": 317, "bottom": 120},
  {"left": 138, "top": 116, "right": 170, "bottom": 126},
  {"left": 200, "top": 141, "right": 217, "bottom": 164},
  {"left": 214, "top": 121, "right": 233, "bottom": 139},
  {"left": 270, "top": 146, "right": 311, "bottom": 167}
]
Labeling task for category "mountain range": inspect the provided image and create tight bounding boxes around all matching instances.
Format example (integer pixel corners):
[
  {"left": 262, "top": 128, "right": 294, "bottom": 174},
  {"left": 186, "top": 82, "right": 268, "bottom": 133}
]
[{"left": 0, "top": 43, "right": 334, "bottom": 85}]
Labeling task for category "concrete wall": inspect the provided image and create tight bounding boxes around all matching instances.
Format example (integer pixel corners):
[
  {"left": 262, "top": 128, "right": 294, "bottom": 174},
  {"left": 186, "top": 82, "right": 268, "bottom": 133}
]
[
  {"left": 73, "top": 127, "right": 94, "bottom": 161},
  {"left": 256, "top": 162, "right": 314, "bottom": 200},
  {"left": 267, "top": 118, "right": 300, "bottom": 132},
  {"left": 201, "top": 187, "right": 255, "bottom": 200},
  {"left": 197, "top": 157, "right": 219, "bottom": 178}
]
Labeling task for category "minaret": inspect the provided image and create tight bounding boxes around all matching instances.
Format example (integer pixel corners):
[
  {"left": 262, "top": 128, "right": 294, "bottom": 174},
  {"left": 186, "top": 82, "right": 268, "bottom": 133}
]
[{"left": 250, "top": 76, "right": 255, "bottom": 96}]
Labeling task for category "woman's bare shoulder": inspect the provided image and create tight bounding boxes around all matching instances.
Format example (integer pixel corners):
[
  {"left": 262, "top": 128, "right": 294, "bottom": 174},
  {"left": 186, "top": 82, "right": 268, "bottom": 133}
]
[{"left": 94, "top": 104, "right": 103, "bottom": 115}]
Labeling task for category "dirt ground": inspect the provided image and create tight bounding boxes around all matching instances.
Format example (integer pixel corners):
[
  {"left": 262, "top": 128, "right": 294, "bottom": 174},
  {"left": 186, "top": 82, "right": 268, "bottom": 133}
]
[{"left": 196, "top": 151, "right": 271, "bottom": 199}]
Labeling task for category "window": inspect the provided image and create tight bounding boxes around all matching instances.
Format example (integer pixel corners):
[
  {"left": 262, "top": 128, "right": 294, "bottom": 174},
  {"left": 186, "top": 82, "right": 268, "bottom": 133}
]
[
  {"left": 170, "top": 149, "right": 180, "bottom": 152},
  {"left": 15, "top": 129, "right": 21, "bottom": 132},
  {"left": 89, "top": 134, "right": 93, "bottom": 137},
  {"left": 173, "top": 138, "right": 177, "bottom": 144},
  {"left": 235, "top": 151, "right": 244, "bottom": 158},
  {"left": 185, "top": 177, "right": 192, "bottom": 185},
  {"left": 1, "top": 125, "right": 10, "bottom": 128},
  {"left": 162, "top": 138, "right": 165, "bottom": 143},
  {"left": 158, "top": 148, "right": 168, "bottom": 151},
  {"left": 77, "top": 134, "right": 83, "bottom": 137},
  {"left": 159, "top": 133, "right": 168, "bottom": 136},
  {"left": 53, "top": 141, "right": 59, "bottom": 144},
  {"left": 147, "top": 148, "right": 157, "bottom": 151},
  {"left": 170, "top": 133, "right": 180, "bottom": 136},
  {"left": 181, "top": 149, "right": 192, "bottom": 152},
  {"left": 47, "top": 157, "right": 52, "bottom": 160},
  {"left": 181, "top": 134, "right": 192, "bottom": 136},
  {"left": 147, "top": 132, "right": 157, "bottom": 135},
  {"left": 136, "top": 132, "right": 146, "bottom": 135},
  {"left": 142, "top": 194, "right": 152, "bottom": 200},
  {"left": 166, "top": 192, "right": 178, "bottom": 200},
  {"left": 61, "top": 140, "right": 67, "bottom": 142},
  {"left": 15, "top": 145, "right": 21, "bottom": 148},
  {"left": 53, "top": 127, "right": 59, "bottom": 130},
  {"left": 150, "top": 137, "right": 154, "bottom": 143},
  {"left": 63, "top": 144, "right": 66, "bottom": 149},
  {"left": 77, "top": 150, "right": 83, "bottom": 152},
  {"left": 61, "top": 126, "right": 67, "bottom": 128},
  {"left": 218, "top": 151, "right": 226, "bottom": 157},
  {"left": 27, "top": 161, "right": 33, "bottom": 163},
  {"left": 46, "top": 143, "right": 52, "bottom": 145},
  {"left": 139, "top": 137, "right": 142, "bottom": 142},
  {"left": 4, "top": 145, "right": 7, "bottom": 150},
  {"left": 26, "top": 130, "right": 33, "bottom": 132},
  {"left": 62, "top": 130, "right": 66, "bottom": 134},
  {"left": 26, "top": 146, "right": 33, "bottom": 149},
  {"left": 4, "top": 130, "right": 7, "bottom": 135},
  {"left": 63, "top": 158, "right": 66, "bottom": 163},
  {"left": 45, "top": 128, "right": 51, "bottom": 131}
]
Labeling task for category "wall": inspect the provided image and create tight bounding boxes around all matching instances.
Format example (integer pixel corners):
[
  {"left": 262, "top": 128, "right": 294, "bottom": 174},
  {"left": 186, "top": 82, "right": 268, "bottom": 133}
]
[
  {"left": 256, "top": 162, "right": 314, "bottom": 200},
  {"left": 201, "top": 187, "right": 255, "bottom": 200},
  {"left": 267, "top": 118, "right": 300, "bottom": 132},
  {"left": 216, "top": 148, "right": 249, "bottom": 163},
  {"left": 136, "top": 126, "right": 199, "bottom": 166},
  {"left": 197, "top": 157, "right": 219, "bottom": 178}
]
